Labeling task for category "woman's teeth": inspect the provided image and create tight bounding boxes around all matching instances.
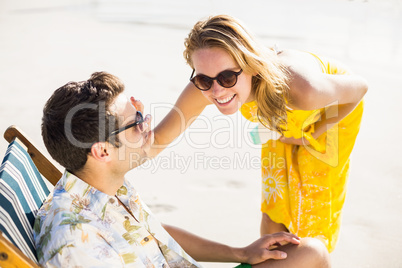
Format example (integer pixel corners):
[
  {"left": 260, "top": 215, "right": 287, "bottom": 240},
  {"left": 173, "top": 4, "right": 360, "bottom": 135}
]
[{"left": 216, "top": 94, "right": 235, "bottom": 104}]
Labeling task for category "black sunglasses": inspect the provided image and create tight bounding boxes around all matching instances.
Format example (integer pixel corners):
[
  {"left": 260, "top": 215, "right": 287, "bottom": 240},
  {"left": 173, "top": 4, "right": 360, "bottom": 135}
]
[
  {"left": 190, "top": 69, "right": 243, "bottom": 91},
  {"left": 110, "top": 111, "right": 144, "bottom": 136}
]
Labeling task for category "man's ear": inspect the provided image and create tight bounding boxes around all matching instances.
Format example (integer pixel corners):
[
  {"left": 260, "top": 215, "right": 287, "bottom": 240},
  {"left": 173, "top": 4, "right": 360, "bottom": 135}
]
[{"left": 90, "top": 142, "right": 112, "bottom": 162}]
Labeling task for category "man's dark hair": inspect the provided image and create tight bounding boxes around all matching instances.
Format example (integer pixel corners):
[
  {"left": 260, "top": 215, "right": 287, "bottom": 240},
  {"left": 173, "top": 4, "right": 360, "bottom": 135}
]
[{"left": 42, "top": 72, "right": 124, "bottom": 173}]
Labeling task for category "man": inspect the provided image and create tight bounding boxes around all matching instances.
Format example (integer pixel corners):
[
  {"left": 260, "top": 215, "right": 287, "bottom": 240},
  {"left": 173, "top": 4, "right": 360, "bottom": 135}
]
[{"left": 34, "top": 72, "right": 330, "bottom": 267}]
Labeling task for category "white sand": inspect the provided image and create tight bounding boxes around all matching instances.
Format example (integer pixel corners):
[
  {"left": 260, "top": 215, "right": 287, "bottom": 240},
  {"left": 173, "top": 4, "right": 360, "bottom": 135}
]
[{"left": 0, "top": 0, "right": 401, "bottom": 267}]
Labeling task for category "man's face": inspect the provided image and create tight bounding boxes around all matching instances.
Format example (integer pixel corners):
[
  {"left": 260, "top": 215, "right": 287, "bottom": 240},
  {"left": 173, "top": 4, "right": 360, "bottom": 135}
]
[{"left": 109, "top": 93, "right": 154, "bottom": 171}]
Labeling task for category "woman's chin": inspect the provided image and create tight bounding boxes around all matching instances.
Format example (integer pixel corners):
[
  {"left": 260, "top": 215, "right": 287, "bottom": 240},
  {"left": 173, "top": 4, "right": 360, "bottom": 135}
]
[
  {"left": 219, "top": 108, "right": 237, "bottom": 115},
  {"left": 216, "top": 102, "right": 242, "bottom": 115}
]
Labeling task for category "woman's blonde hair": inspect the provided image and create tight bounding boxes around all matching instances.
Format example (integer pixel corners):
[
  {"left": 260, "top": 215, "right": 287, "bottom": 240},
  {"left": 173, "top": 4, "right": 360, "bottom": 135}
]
[{"left": 184, "top": 15, "right": 289, "bottom": 133}]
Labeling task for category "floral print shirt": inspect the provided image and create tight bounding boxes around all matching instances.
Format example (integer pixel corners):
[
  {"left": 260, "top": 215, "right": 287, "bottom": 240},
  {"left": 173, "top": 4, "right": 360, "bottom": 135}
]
[{"left": 33, "top": 171, "right": 200, "bottom": 267}]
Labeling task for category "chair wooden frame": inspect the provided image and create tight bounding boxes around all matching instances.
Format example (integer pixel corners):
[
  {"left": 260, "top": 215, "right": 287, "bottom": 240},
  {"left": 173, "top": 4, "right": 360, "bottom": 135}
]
[
  {"left": 0, "top": 233, "right": 39, "bottom": 268},
  {"left": 0, "top": 125, "right": 61, "bottom": 268}
]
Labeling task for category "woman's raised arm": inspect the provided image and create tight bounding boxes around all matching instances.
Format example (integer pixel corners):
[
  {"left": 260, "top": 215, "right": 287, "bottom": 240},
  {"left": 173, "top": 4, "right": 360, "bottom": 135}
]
[{"left": 150, "top": 82, "right": 210, "bottom": 157}]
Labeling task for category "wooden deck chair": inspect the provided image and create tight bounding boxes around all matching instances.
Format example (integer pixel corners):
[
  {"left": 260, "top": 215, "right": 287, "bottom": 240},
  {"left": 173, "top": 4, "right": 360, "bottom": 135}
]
[{"left": 0, "top": 125, "right": 61, "bottom": 268}]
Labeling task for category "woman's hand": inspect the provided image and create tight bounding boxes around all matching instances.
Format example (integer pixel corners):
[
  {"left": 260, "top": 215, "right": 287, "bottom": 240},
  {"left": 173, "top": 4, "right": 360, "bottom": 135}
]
[
  {"left": 130, "top": 96, "right": 144, "bottom": 113},
  {"left": 279, "top": 136, "right": 310, "bottom": 146},
  {"left": 130, "top": 96, "right": 152, "bottom": 132}
]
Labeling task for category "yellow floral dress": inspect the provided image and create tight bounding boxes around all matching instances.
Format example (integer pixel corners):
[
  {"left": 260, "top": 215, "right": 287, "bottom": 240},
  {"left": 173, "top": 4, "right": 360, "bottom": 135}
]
[{"left": 240, "top": 53, "right": 364, "bottom": 252}]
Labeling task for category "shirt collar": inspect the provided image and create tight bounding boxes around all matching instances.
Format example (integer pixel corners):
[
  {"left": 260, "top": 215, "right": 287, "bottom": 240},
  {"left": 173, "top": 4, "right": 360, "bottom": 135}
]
[{"left": 59, "top": 170, "right": 132, "bottom": 220}]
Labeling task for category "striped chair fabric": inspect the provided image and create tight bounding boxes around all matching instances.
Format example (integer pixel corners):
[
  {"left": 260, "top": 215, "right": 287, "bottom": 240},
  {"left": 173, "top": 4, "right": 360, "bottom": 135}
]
[{"left": 0, "top": 139, "right": 50, "bottom": 263}]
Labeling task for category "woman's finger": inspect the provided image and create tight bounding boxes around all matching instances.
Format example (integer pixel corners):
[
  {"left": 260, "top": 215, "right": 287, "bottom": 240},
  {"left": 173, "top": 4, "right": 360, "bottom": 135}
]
[{"left": 130, "top": 96, "right": 144, "bottom": 113}]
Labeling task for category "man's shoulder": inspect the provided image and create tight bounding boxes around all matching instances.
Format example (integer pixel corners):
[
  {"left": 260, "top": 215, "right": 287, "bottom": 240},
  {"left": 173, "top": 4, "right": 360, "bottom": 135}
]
[
  {"left": 33, "top": 190, "right": 100, "bottom": 263},
  {"left": 37, "top": 186, "right": 72, "bottom": 216},
  {"left": 35, "top": 186, "right": 93, "bottom": 235}
]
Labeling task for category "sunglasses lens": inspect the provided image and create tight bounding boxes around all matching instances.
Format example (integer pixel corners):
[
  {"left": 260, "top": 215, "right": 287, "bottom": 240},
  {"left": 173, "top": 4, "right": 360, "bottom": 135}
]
[
  {"left": 190, "top": 70, "right": 241, "bottom": 91},
  {"left": 218, "top": 71, "right": 237, "bottom": 87},
  {"left": 193, "top": 75, "right": 213, "bottom": 91}
]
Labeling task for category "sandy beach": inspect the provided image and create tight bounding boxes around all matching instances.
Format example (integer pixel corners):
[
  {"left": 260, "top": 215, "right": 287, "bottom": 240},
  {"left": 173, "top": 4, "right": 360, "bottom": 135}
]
[{"left": 1, "top": 0, "right": 401, "bottom": 267}]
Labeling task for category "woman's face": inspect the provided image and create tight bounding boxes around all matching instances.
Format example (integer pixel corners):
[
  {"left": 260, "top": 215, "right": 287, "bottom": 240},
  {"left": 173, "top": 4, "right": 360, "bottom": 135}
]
[{"left": 191, "top": 47, "right": 254, "bottom": 115}]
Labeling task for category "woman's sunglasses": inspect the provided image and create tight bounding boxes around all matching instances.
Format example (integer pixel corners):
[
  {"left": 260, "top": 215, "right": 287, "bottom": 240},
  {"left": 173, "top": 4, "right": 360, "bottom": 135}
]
[
  {"left": 110, "top": 111, "right": 144, "bottom": 136},
  {"left": 190, "top": 69, "right": 243, "bottom": 91}
]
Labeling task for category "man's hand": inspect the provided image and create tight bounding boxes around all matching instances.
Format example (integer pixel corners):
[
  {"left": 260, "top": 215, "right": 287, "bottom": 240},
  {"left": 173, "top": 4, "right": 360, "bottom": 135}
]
[{"left": 240, "top": 232, "right": 301, "bottom": 265}]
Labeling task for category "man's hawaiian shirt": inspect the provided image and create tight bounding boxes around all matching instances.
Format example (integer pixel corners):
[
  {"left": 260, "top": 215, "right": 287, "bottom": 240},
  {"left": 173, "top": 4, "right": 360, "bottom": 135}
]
[{"left": 34, "top": 171, "right": 200, "bottom": 267}]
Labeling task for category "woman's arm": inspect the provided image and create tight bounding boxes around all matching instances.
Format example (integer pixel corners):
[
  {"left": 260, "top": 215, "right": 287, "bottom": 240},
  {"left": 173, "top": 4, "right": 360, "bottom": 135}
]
[
  {"left": 150, "top": 82, "right": 210, "bottom": 157},
  {"left": 279, "top": 50, "right": 368, "bottom": 144},
  {"left": 288, "top": 69, "right": 368, "bottom": 111},
  {"left": 283, "top": 49, "right": 368, "bottom": 110}
]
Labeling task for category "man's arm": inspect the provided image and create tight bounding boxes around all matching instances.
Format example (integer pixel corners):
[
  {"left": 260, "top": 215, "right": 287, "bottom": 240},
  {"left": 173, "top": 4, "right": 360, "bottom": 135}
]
[{"left": 162, "top": 224, "right": 300, "bottom": 265}]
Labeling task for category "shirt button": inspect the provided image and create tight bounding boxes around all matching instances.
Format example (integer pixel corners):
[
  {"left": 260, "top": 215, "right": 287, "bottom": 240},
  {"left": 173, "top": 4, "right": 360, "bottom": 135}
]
[
  {"left": 143, "top": 237, "right": 149, "bottom": 242},
  {"left": 109, "top": 198, "right": 115, "bottom": 204}
]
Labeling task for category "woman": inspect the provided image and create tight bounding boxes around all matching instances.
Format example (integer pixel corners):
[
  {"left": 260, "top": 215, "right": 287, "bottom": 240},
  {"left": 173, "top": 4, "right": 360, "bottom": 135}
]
[{"left": 150, "top": 14, "right": 367, "bottom": 252}]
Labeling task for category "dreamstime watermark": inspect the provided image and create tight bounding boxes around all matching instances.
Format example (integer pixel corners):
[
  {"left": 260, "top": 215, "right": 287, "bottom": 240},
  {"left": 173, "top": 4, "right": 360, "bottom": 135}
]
[
  {"left": 61, "top": 100, "right": 341, "bottom": 168},
  {"left": 62, "top": 101, "right": 273, "bottom": 150},
  {"left": 148, "top": 102, "right": 268, "bottom": 150},
  {"left": 129, "top": 151, "right": 286, "bottom": 174}
]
